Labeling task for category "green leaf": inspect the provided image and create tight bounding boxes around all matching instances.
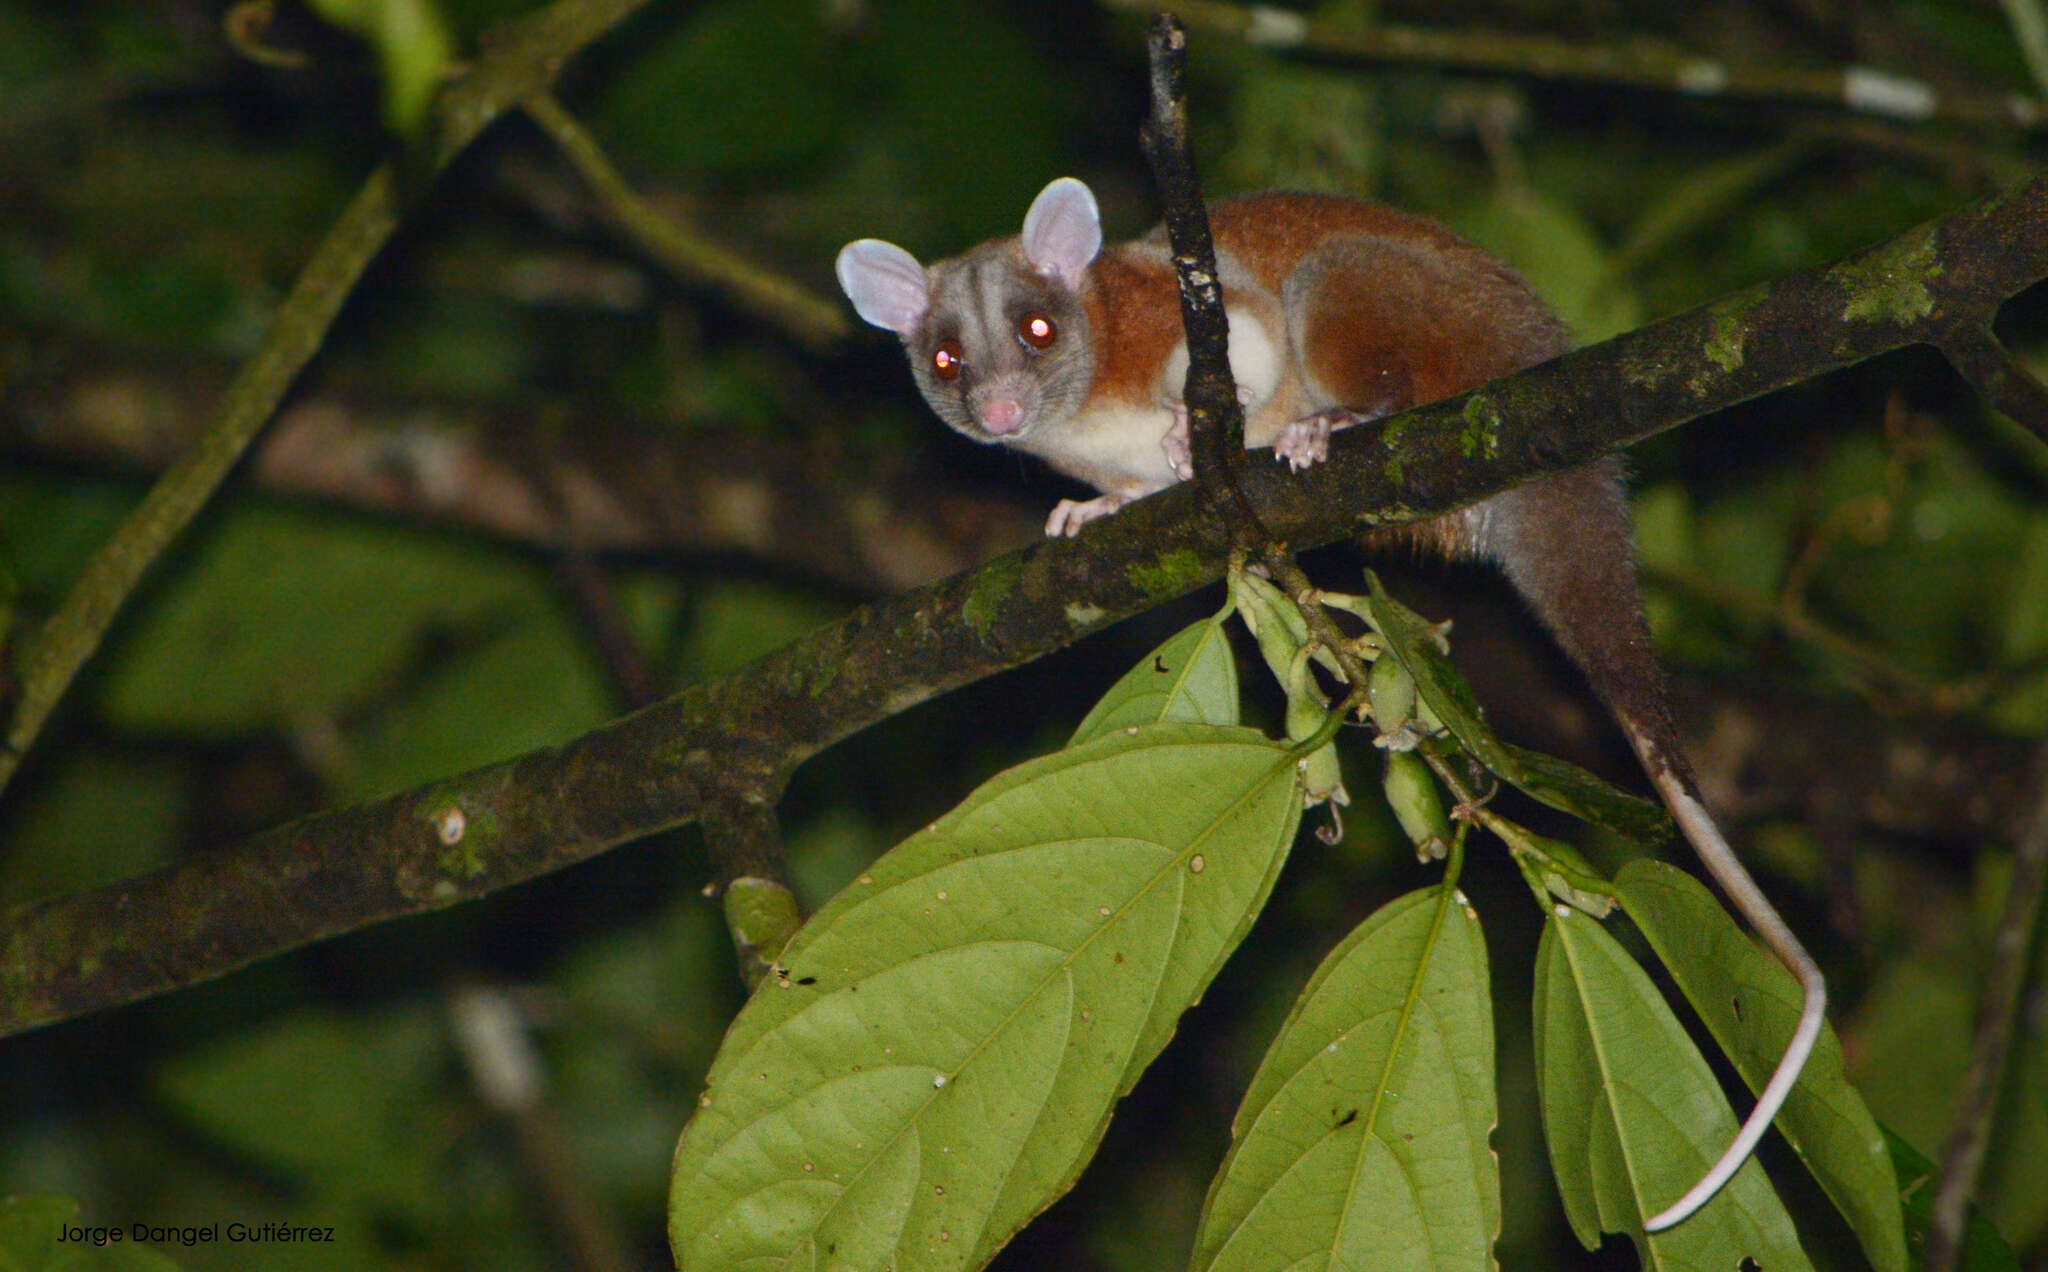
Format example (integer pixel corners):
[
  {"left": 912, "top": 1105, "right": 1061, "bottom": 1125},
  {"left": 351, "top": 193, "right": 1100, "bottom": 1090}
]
[
  {"left": 1500, "top": 745, "right": 1671, "bottom": 846},
  {"left": 550, "top": 899, "right": 738, "bottom": 1214},
  {"left": 152, "top": 1005, "right": 446, "bottom": 1221},
  {"left": 668, "top": 723, "right": 1303, "bottom": 1271},
  {"left": 1609, "top": 140, "right": 1816, "bottom": 282},
  {"left": 1990, "top": 513, "right": 2048, "bottom": 732},
  {"left": 0, "top": 1195, "right": 69, "bottom": 1271},
  {"left": 1885, "top": 1128, "right": 2022, "bottom": 1272},
  {"left": 1849, "top": 953, "right": 2048, "bottom": 1249},
  {"left": 93, "top": 504, "right": 613, "bottom": 798},
  {"left": 1069, "top": 611, "right": 1239, "bottom": 746},
  {"left": 98, "top": 505, "right": 564, "bottom": 734},
  {"left": 596, "top": 0, "right": 846, "bottom": 175},
  {"left": 673, "top": 580, "right": 846, "bottom": 682},
  {"left": 337, "top": 604, "right": 614, "bottom": 801},
  {"left": 1618, "top": 860, "right": 1906, "bottom": 1272},
  {"left": 0, "top": 751, "right": 189, "bottom": 906},
  {"left": 1534, "top": 908, "right": 1813, "bottom": 1271},
  {"left": 0, "top": 6, "right": 69, "bottom": 85},
  {"left": 865, "top": 0, "right": 1077, "bottom": 240},
  {"left": 0, "top": 475, "right": 133, "bottom": 598},
  {"left": 1453, "top": 182, "right": 1641, "bottom": 344},
  {"left": 1192, "top": 886, "right": 1496, "bottom": 1271},
  {"left": 1363, "top": 574, "right": 1671, "bottom": 845}
]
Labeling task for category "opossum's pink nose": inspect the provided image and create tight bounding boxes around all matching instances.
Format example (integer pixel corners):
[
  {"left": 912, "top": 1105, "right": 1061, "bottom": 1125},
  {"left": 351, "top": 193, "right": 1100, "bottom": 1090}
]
[{"left": 978, "top": 396, "right": 1024, "bottom": 435}]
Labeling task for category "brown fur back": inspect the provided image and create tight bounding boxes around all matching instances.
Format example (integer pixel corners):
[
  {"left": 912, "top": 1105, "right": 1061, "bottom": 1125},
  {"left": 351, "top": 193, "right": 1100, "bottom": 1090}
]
[{"left": 1201, "top": 196, "right": 1678, "bottom": 762}]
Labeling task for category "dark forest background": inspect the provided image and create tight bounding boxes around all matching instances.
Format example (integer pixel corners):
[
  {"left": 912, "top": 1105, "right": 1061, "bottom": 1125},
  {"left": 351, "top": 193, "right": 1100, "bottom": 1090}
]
[{"left": 2, "top": 0, "right": 2046, "bottom": 1268}]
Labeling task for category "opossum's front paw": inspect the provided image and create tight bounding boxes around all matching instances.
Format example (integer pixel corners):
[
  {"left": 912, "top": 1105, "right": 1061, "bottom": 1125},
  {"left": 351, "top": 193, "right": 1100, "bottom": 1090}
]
[
  {"left": 1162, "top": 404, "right": 1193, "bottom": 481},
  {"left": 1274, "top": 407, "right": 1377, "bottom": 471},
  {"left": 1046, "top": 493, "right": 1128, "bottom": 537},
  {"left": 1163, "top": 388, "right": 1259, "bottom": 480}
]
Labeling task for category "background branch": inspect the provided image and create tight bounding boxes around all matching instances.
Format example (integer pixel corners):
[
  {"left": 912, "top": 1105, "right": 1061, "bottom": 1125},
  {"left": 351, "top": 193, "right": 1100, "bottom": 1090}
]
[
  {"left": 0, "top": 326, "right": 1039, "bottom": 592},
  {"left": 1117, "top": 0, "right": 2048, "bottom": 130},
  {"left": 521, "top": 93, "right": 847, "bottom": 349}
]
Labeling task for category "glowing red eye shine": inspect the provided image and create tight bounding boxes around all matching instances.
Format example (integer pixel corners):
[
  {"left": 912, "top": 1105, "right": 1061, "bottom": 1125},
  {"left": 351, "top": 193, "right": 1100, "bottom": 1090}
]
[
  {"left": 932, "top": 341, "right": 963, "bottom": 380},
  {"left": 1020, "top": 314, "right": 1056, "bottom": 349}
]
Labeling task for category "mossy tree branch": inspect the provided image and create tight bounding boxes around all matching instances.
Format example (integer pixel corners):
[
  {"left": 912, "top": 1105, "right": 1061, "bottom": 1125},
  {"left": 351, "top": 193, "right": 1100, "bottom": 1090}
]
[{"left": 4, "top": 167, "right": 2047, "bottom": 1040}]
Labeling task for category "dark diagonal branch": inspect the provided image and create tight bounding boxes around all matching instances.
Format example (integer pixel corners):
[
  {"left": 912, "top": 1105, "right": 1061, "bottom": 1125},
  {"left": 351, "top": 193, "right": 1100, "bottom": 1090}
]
[{"left": 5, "top": 169, "right": 2048, "bottom": 1040}]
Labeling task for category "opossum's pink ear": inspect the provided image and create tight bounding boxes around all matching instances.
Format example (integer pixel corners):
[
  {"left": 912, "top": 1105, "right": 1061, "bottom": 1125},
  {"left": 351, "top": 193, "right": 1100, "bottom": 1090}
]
[
  {"left": 836, "top": 239, "right": 929, "bottom": 334},
  {"left": 1021, "top": 178, "right": 1101, "bottom": 289}
]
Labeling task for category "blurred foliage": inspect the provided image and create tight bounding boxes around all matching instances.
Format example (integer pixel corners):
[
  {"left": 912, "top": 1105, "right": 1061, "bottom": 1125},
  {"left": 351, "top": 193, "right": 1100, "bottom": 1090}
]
[
  {"left": 301, "top": 0, "right": 453, "bottom": 135},
  {"left": 0, "top": 1194, "right": 184, "bottom": 1271},
  {"left": 1, "top": 0, "right": 2046, "bottom": 1268}
]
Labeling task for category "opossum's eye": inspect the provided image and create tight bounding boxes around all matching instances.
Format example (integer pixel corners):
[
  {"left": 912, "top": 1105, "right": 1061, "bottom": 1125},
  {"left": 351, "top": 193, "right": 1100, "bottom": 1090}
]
[
  {"left": 1019, "top": 313, "right": 1056, "bottom": 350},
  {"left": 932, "top": 340, "right": 964, "bottom": 380}
]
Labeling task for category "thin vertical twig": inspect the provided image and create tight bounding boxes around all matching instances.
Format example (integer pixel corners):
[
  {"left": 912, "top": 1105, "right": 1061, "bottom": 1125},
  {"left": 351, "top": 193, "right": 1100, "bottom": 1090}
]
[
  {"left": 1137, "top": 14, "right": 1264, "bottom": 544},
  {"left": 448, "top": 985, "right": 636, "bottom": 1272},
  {"left": 1924, "top": 737, "right": 2048, "bottom": 1272},
  {"left": 1135, "top": 15, "right": 1373, "bottom": 698}
]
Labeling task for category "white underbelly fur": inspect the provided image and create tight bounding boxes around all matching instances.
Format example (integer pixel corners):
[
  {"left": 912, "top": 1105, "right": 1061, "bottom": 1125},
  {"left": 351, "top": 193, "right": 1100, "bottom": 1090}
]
[
  {"left": 1028, "top": 307, "right": 1292, "bottom": 496},
  {"left": 1161, "top": 307, "right": 1284, "bottom": 414},
  {"left": 1027, "top": 401, "right": 1181, "bottom": 495}
]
